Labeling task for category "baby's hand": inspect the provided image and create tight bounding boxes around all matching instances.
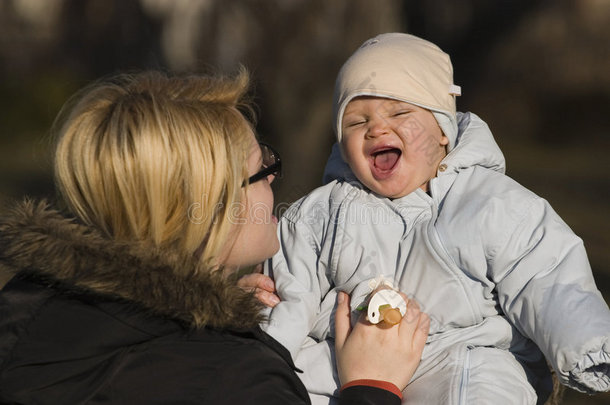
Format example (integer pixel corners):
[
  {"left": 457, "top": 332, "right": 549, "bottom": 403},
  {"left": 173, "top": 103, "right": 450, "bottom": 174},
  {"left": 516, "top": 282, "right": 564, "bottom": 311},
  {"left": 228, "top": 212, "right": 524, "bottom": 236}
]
[{"left": 237, "top": 264, "right": 280, "bottom": 308}]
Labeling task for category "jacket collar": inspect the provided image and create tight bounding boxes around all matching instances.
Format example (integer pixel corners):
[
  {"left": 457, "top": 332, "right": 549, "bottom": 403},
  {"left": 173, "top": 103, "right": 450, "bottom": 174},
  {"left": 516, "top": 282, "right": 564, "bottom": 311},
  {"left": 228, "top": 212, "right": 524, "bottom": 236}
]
[
  {"left": 440, "top": 111, "right": 506, "bottom": 175},
  {"left": 0, "top": 200, "right": 264, "bottom": 330}
]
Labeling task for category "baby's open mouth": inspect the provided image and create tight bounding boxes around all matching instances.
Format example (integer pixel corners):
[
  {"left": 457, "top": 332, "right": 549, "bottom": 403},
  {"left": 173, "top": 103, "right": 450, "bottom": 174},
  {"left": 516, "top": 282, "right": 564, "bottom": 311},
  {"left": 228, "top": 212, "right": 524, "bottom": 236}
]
[{"left": 372, "top": 148, "right": 401, "bottom": 171}]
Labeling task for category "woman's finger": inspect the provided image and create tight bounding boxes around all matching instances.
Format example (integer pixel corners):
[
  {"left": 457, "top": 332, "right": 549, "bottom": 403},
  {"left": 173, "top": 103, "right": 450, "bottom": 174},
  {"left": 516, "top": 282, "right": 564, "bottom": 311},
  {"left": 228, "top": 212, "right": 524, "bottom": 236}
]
[
  {"left": 399, "top": 299, "right": 429, "bottom": 349},
  {"left": 237, "top": 273, "right": 275, "bottom": 292},
  {"left": 398, "top": 298, "right": 421, "bottom": 335},
  {"left": 334, "top": 291, "right": 352, "bottom": 351},
  {"left": 412, "top": 312, "right": 430, "bottom": 351},
  {"left": 237, "top": 273, "right": 279, "bottom": 307},
  {"left": 255, "top": 289, "right": 280, "bottom": 308}
]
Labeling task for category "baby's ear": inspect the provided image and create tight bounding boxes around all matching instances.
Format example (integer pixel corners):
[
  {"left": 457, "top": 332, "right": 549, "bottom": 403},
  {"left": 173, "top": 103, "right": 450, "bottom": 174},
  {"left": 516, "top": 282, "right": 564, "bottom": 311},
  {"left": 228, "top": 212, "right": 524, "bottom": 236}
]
[{"left": 439, "top": 134, "right": 450, "bottom": 146}]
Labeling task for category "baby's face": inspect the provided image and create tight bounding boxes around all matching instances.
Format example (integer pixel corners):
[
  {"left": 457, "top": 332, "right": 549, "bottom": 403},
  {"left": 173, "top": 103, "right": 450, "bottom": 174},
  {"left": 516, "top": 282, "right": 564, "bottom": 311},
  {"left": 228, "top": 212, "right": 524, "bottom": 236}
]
[{"left": 341, "top": 97, "right": 449, "bottom": 198}]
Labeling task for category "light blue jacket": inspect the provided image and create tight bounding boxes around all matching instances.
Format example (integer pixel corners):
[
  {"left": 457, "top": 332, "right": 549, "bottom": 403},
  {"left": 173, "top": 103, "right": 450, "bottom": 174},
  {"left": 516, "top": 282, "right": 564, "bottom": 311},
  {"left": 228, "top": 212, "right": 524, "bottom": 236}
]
[{"left": 264, "top": 112, "right": 610, "bottom": 404}]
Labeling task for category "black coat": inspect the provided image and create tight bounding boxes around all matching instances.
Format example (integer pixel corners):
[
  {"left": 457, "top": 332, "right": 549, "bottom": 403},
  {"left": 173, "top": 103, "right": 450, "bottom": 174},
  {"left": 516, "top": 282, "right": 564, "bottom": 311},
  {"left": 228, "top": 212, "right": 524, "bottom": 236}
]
[
  {"left": 0, "top": 201, "right": 399, "bottom": 405},
  {"left": 0, "top": 277, "right": 310, "bottom": 404}
]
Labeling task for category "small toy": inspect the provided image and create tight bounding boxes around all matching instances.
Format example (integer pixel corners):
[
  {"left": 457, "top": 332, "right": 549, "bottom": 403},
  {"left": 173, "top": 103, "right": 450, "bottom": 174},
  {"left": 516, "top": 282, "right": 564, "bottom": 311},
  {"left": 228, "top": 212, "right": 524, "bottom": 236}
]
[{"left": 366, "top": 288, "right": 407, "bottom": 325}]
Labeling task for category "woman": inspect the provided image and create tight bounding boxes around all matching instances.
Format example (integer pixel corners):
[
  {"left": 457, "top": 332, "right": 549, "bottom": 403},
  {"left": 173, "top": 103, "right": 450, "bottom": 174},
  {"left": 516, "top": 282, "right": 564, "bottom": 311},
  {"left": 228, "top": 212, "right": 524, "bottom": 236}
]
[{"left": 0, "top": 70, "right": 429, "bottom": 404}]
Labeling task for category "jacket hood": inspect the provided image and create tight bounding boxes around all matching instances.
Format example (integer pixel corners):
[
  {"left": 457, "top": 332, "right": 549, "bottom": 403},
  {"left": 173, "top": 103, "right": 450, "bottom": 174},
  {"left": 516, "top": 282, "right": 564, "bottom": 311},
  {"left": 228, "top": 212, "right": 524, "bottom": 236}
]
[
  {"left": 0, "top": 200, "right": 264, "bottom": 330},
  {"left": 441, "top": 112, "right": 505, "bottom": 175},
  {"left": 322, "top": 111, "right": 505, "bottom": 185}
]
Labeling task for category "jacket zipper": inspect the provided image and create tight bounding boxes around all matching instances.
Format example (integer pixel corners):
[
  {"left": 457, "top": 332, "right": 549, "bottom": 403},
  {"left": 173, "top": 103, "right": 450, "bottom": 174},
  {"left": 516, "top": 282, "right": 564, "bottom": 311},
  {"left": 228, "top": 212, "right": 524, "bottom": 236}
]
[{"left": 458, "top": 345, "right": 474, "bottom": 404}]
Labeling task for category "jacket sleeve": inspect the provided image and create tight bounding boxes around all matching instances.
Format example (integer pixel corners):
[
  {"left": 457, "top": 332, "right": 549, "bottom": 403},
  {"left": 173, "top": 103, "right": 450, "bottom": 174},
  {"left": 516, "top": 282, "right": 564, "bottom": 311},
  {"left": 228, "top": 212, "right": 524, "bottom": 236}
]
[
  {"left": 490, "top": 195, "right": 610, "bottom": 394},
  {"left": 339, "top": 386, "right": 401, "bottom": 405},
  {"left": 221, "top": 335, "right": 402, "bottom": 405},
  {"left": 263, "top": 211, "right": 330, "bottom": 359}
]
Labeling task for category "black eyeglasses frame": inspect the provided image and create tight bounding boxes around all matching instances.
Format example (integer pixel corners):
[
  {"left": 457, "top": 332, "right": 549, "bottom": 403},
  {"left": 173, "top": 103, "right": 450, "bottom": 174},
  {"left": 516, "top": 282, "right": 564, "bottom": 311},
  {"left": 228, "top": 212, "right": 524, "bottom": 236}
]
[{"left": 242, "top": 142, "right": 282, "bottom": 187}]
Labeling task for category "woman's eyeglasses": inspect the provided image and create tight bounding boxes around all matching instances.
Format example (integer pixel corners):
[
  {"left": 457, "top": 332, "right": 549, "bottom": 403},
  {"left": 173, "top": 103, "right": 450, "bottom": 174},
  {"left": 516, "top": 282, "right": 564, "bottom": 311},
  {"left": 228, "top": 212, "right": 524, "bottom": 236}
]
[{"left": 243, "top": 142, "right": 282, "bottom": 186}]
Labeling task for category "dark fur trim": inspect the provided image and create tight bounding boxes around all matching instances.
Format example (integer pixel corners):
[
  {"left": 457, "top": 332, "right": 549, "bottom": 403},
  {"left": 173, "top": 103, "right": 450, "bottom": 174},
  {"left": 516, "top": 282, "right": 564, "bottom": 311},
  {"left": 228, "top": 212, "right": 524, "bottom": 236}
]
[{"left": 0, "top": 200, "right": 264, "bottom": 329}]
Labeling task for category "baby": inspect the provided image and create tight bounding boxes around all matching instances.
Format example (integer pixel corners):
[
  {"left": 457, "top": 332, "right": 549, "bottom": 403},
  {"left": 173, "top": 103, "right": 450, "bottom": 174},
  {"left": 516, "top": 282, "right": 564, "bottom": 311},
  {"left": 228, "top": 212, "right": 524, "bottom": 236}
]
[{"left": 264, "top": 33, "right": 610, "bottom": 404}]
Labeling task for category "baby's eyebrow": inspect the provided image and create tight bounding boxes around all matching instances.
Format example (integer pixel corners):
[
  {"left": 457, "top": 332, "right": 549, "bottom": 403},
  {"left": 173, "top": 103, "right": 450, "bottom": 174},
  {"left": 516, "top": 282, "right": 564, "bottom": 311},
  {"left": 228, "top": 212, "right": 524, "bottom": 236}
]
[
  {"left": 382, "top": 100, "right": 405, "bottom": 108},
  {"left": 342, "top": 114, "right": 366, "bottom": 126},
  {"left": 379, "top": 100, "right": 412, "bottom": 114},
  {"left": 343, "top": 108, "right": 366, "bottom": 118}
]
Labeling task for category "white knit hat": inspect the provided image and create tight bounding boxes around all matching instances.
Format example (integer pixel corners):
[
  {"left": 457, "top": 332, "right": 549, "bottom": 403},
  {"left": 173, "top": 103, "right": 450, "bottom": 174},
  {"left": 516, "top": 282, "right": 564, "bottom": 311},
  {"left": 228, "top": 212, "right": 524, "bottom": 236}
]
[{"left": 333, "top": 33, "right": 461, "bottom": 150}]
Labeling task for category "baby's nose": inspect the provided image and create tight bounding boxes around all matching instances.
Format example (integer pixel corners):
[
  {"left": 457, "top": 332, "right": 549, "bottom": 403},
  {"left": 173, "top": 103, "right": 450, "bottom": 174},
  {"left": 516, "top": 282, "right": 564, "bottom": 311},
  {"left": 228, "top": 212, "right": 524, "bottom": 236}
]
[{"left": 366, "top": 116, "right": 390, "bottom": 138}]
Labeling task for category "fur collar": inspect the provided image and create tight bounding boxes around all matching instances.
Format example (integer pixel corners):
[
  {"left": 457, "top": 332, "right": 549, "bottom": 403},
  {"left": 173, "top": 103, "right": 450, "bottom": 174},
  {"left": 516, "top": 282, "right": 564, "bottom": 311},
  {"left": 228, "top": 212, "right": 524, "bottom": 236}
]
[{"left": 0, "top": 200, "right": 264, "bottom": 329}]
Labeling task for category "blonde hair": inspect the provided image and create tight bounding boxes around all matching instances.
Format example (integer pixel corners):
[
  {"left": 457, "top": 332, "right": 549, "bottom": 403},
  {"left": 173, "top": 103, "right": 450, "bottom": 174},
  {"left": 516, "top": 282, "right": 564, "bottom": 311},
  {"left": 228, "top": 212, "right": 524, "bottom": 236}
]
[{"left": 53, "top": 69, "right": 254, "bottom": 265}]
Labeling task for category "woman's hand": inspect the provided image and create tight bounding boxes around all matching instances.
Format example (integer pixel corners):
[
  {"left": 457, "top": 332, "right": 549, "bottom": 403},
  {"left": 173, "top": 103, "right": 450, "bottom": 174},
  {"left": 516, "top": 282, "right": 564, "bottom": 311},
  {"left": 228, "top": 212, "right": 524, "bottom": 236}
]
[
  {"left": 334, "top": 291, "right": 429, "bottom": 391},
  {"left": 237, "top": 264, "right": 280, "bottom": 308}
]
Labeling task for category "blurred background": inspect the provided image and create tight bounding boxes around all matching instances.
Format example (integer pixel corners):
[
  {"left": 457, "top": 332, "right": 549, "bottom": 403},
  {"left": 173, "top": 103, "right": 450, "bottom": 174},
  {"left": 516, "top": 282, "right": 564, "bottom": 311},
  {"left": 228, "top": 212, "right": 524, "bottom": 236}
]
[{"left": 0, "top": 0, "right": 608, "bottom": 402}]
